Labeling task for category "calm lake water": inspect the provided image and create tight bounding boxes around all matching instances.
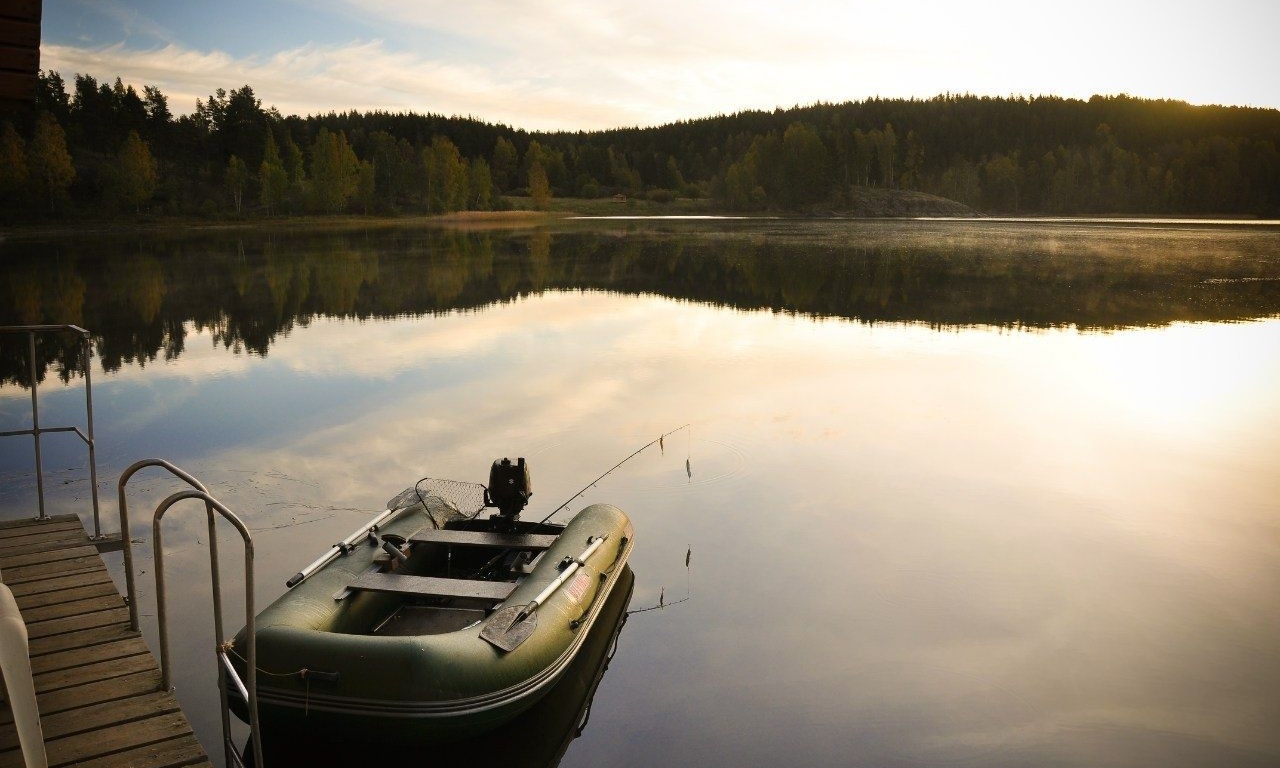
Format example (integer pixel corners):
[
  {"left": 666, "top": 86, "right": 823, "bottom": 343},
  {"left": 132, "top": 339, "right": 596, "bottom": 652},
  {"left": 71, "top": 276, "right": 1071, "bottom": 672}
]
[{"left": 2, "top": 218, "right": 1279, "bottom": 767}]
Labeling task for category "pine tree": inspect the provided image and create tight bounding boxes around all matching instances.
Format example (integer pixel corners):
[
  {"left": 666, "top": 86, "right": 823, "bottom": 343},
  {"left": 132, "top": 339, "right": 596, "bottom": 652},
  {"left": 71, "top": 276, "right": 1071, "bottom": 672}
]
[{"left": 35, "top": 70, "right": 70, "bottom": 122}]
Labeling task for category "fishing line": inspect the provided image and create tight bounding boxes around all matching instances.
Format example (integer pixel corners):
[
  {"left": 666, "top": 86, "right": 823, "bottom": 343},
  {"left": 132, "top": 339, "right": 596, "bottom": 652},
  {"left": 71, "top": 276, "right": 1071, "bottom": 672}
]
[
  {"left": 538, "top": 423, "right": 691, "bottom": 524},
  {"left": 686, "top": 424, "right": 692, "bottom": 480}
]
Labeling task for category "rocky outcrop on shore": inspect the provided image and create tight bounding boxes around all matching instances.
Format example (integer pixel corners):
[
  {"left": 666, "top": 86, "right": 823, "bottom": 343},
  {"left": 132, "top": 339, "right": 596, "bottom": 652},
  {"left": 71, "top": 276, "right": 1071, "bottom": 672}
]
[{"left": 839, "top": 187, "right": 978, "bottom": 217}]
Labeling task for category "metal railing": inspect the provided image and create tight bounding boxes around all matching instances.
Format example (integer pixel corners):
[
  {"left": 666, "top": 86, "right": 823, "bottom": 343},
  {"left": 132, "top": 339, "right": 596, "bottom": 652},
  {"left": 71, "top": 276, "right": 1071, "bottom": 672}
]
[
  {"left": 0, "top": 325, "right": 106, "bottom": 540},
  {"left": 151, "top": 484, "right": 263, "bottom": 768}
]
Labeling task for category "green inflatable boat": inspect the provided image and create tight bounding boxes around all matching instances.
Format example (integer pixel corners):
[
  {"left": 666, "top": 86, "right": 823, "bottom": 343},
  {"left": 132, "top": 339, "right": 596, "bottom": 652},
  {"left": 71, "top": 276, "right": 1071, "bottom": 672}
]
[{"left": 228, "top": 458, "right": 634, "bottom": 743}]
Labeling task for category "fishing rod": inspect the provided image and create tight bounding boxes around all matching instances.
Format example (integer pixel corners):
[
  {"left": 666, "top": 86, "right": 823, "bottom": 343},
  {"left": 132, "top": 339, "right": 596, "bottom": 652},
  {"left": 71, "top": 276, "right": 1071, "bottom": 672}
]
[{"left": 538, "top": 423, "right": 691, "bottom": 524}]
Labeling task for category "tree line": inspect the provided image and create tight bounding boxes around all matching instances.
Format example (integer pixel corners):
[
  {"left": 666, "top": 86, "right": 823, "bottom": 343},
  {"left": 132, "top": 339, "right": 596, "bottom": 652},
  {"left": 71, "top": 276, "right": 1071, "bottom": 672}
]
[{"left": 2, "top": 71, "right": 1278, "bottom": 221}]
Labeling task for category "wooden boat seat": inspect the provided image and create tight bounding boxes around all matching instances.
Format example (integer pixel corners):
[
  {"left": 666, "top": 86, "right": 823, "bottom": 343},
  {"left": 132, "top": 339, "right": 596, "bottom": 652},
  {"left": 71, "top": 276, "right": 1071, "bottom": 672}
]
[
  {"left": 349, "top": 571, "right": 516, "bottom": 601},
  {"left": 408, "top": 529, "right": 558, "bottom": 550}
]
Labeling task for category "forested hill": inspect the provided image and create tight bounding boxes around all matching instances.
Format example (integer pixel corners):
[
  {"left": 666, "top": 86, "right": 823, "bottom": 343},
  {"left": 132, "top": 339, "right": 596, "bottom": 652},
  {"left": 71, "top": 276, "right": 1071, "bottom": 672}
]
[{"left": 3, "top": 70, "right": 1279, "bottom": 222}]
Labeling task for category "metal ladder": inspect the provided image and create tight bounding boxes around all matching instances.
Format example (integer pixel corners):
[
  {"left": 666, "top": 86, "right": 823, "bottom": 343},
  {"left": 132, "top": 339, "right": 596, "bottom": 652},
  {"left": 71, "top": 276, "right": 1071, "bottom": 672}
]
[{"left": 118, "top": 460, "right": 264, "bottom": 768}]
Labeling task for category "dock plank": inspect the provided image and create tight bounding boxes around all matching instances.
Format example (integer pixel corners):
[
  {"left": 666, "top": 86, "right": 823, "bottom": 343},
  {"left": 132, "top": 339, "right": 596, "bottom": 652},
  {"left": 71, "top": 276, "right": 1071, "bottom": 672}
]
[
  {"left": 29, "top": 636, "right": 152, "bottom": 676},
  {"left": 29, "top": 663, "right": 162, "bottom": 718},
  {"left": 0, "top": 544, "right": 99, "bottom": 569},
  {"left": 42, "top": 711, "right": 200, "bottom": 768},
  {"left": 23, "top": 605, "right": 130, "bottom": 640},
  {"left": 19, "top": 590, "right": 123, "bottom": 623},
  {"left": 33, "top": 651, "right": 156, "bottom": 694},
  {"left": 73, "top": 735, "right": 214, "bottom": 768},
  {"left": 0, "top": 529, "right": 88, "bottom": 555},
  {"left": 4, "top": 569, "right": 114, "bottom": 599},
  {"left": 0, "top": 666, "right": 160, "bottom": 728},
  {"left": 0, "top": 515, "right": 81, "bottom": 539},
  {"left": 0, "top": 558, "right": 105, "bottom": 585},
  {"left": 14, "top": 580, "right": 118, "bottom": 612},
  {"left": 0, "top": 516, "right": 210, "bottom": 767},
  {"left": 26, "top": 622, "right": 139, "bottom": 657},
  {"left": 0, "top": 690, "right": 181, "bottom": 752}
]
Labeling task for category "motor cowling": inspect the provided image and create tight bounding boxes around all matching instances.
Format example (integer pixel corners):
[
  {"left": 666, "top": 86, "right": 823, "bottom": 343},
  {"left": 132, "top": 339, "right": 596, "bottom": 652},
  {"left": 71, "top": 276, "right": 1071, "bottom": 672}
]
[{"left": 486, "top": 457, "right": 532, "bottom": 523}]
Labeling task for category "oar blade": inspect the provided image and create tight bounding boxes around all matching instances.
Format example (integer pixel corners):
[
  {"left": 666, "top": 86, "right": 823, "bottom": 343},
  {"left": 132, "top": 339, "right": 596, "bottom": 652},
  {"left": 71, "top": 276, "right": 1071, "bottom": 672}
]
[{"left": 480, "top": 604, "right": 538, "bottom": 652}]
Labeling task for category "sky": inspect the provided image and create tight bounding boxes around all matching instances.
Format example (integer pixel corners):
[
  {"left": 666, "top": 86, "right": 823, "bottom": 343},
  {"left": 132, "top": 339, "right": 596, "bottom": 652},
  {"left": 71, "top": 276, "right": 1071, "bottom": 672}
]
[{"left": 38, "top": 0, "right": 1280, "bottom": 132}]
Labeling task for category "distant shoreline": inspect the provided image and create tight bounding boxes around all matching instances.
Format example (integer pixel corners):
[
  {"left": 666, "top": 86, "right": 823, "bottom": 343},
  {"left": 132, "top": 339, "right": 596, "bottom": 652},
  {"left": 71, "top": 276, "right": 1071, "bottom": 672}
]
[
  {"left": 7, "top": 195, "right": 1273, "bottom": 242},
  {"left": 1, "top": 210, "right": 563, "bottom": 241},
  {"left": 3, "top": 189, "right": 976, "bottom": 240}
]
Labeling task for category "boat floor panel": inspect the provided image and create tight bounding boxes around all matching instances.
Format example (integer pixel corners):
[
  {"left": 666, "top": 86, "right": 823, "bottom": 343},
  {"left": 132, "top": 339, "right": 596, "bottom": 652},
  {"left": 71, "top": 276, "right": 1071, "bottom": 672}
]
[
  {"left": 372, "top": 605, "right": 486, "bottom": 636},
  {"left": 350, "top": 571, "right": 516, "bottom": 601}
]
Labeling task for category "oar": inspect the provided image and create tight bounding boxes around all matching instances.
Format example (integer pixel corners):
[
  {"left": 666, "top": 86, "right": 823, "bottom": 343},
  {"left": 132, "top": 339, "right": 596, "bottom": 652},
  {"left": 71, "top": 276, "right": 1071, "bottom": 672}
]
[
  {"left": 285, "top": 487, "right": 420, "bottom": 588},
  {"left": 480, "top": 534, "right": 607, "bottom": 652}
]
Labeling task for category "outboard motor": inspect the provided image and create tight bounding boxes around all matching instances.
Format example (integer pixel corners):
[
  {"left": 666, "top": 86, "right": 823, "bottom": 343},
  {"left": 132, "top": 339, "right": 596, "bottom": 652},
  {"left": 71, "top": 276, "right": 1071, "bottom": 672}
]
[{"left": 485, "top": 457, "right": 532, "bottom": 530}]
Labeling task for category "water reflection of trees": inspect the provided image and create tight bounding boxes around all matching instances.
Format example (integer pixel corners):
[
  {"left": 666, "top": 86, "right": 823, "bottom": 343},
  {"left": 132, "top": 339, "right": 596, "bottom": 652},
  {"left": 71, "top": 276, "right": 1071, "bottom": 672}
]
[{"left": 3, "top": 225, "right": 1278, "bottom": 385}]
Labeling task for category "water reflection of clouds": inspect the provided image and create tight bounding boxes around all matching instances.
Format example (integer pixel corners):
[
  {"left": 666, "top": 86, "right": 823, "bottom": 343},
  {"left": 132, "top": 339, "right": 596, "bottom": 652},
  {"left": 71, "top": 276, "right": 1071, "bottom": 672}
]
[
  {"left": 4, "top": 289, "right": 1279, "bottom": 766},
  {"left": 112, "top": 292, "right": 671, "bottom": 383}
]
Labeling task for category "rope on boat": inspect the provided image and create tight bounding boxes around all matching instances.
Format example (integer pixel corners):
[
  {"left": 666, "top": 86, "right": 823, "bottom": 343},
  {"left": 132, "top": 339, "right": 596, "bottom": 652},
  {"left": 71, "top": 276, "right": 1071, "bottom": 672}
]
[
  {"left": 222, "top": 642, "right": 308, "bottom": 679},
  {"left": 222, "top": 642, "right": 337, "bottom": 714}
]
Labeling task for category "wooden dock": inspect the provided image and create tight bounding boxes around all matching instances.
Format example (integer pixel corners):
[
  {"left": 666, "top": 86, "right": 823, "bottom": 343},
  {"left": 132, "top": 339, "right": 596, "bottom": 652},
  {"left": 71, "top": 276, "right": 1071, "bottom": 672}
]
[{"left": 0, "top": 514, "right": 212, "bottom": 768}]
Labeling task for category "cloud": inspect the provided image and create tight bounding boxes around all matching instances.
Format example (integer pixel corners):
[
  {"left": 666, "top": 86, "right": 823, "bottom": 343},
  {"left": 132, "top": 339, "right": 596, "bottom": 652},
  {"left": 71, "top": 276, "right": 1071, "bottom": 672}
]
[
  {"left": 38, "top": 0, "right": 1280, "bottom": 130},
  {"left": 41, "top": 38, "right": 663, "bottom": 129},
  {"left": 35, "top": 2, "right": 998, "bottom": 129},
  {"left": 86, "top": 0, "right": 180, "bottom": 46}
]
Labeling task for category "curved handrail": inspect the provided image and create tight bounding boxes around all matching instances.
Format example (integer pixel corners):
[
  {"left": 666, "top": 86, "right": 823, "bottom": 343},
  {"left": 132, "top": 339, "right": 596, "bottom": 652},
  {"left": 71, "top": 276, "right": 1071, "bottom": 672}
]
[
  {"left": 116, "top": 459, "right": 215, "bottom": 633},
  {"left": 152, "top": 488, "right": 263, "bottom": 768}
]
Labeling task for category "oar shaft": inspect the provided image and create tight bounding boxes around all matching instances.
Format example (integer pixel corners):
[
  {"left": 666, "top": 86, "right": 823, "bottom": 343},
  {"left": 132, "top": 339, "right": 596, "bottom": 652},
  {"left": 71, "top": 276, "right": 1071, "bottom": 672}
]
[
  {"left": 527, "top": 535, "right": 606, "bottom": 613},
  {"left": 286, "top": 507, "right": 397, "bottom": 587}
]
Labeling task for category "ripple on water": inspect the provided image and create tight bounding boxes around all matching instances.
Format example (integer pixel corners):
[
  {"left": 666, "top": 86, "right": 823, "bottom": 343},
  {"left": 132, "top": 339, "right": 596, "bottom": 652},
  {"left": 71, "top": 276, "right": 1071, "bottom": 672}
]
[{"left": 625, "top": 436, "right": 752, "bottom": 499}]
